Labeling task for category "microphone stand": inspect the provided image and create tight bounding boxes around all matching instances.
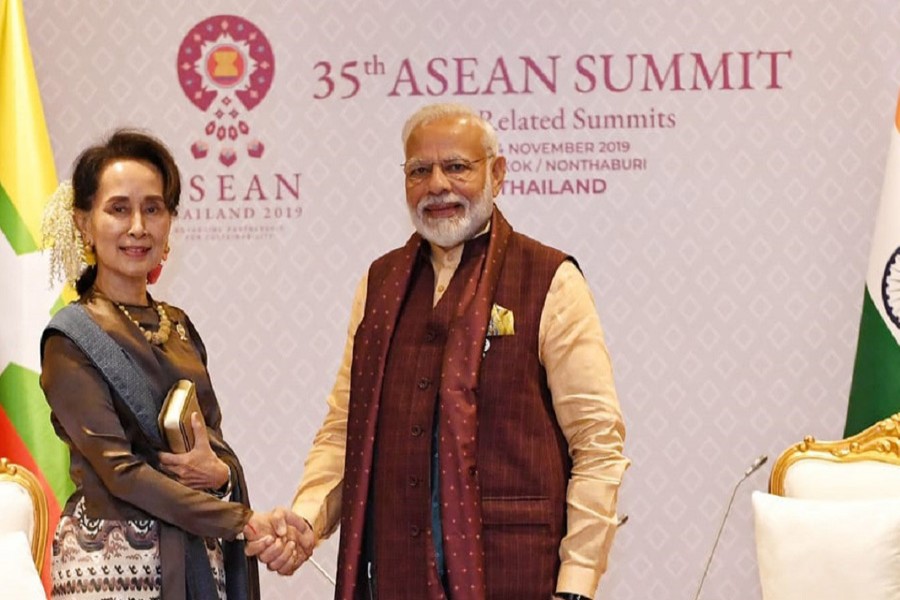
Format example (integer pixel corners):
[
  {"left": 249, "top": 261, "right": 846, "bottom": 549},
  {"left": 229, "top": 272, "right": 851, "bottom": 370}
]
[
  {"left": 310, "top": 556, "right": 336, "bottom": 586},
  {"left": 692, "top": 455, "right": 767, "bottom": 600}
]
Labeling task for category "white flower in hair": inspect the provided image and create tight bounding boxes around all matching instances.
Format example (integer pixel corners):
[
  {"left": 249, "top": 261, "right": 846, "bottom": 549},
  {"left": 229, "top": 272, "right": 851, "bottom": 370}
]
[{"left": 41, "top": 180, "right": 87, "bottom": 286}]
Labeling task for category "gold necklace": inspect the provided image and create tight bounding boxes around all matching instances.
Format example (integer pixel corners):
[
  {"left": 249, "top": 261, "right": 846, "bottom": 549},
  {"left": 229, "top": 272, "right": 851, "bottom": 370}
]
[{"left": 116, "top": 302, "right": 172, "bottom": 345}]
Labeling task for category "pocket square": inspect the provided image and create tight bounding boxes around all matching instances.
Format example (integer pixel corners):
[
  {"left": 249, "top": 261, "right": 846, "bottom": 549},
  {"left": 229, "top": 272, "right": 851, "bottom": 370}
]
[{"left": 487, "top": 303, "right": 515, "bottom": 337}]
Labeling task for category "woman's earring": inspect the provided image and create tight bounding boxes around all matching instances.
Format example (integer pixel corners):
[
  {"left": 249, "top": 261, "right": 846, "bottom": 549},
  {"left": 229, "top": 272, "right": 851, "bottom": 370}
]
[
  {"left": 82, "top": 238, "right": 96, "bottom": 267},
  {"left": 147, "top": 244, "right": 169, "bottom": 285}
]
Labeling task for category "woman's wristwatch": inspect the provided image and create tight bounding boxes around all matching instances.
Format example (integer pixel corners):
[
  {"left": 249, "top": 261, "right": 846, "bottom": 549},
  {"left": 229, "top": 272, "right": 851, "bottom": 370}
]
[{"left": 210, "top": 469, "right": 233, "bottom": 498}]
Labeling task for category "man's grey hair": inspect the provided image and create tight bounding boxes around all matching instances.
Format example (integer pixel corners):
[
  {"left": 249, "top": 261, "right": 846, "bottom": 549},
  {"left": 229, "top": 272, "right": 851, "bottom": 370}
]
[{"left": 401, "top": 103, "right": 499, "bottom": 156}]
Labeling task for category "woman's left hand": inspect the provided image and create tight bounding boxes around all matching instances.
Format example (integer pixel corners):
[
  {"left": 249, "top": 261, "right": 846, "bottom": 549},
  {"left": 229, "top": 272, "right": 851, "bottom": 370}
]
[{"left": 158, "top": 412, "right": 230, "bottom": 491}]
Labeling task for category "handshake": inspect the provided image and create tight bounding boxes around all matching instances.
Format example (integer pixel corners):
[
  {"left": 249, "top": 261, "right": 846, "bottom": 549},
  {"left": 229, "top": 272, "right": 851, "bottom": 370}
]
[{"left": 243, "top": 508, "right": 316, "bottom": 576}]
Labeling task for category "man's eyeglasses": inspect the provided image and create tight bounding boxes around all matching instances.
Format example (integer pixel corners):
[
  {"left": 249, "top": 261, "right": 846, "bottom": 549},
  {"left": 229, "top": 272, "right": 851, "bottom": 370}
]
[{"left": 402, "top": 155, "right": 493, "bottom": 185}]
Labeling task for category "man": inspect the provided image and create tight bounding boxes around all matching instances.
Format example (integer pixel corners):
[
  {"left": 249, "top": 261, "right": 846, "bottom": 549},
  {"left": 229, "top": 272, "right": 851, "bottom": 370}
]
[{"left": 274, "top": 103, "right": 628, "bottom": 599}]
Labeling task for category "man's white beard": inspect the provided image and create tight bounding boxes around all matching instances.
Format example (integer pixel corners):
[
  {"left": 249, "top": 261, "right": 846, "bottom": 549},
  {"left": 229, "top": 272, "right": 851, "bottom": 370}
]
[{"left": 409, "top": 175, "right": 494, "bottom": 248}]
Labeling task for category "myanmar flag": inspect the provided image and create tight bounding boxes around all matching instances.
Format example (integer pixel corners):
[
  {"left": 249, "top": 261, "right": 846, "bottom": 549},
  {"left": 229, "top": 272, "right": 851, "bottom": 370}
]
[
  {"left": 845, "top": 93, "right": 900, "bottom": 437},
  {"left": 0, "top": 0, "right": 74, "bottom": 592}
]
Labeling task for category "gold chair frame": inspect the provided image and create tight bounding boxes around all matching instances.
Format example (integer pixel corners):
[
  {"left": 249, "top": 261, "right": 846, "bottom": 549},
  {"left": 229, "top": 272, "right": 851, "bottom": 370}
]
[
  {"left": 0, "top": 458, "right": 49, "bottom": 573},
  {"left": 769, "top": 412, "right": 900, "bottom": 496}
]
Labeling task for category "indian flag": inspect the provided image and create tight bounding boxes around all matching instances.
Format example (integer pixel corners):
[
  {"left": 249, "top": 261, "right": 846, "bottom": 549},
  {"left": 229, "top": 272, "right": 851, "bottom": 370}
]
[
  {"left": 0, "top": 0, "right": 74, "bottom": 591},
  {"left": 845, "top": 92, "right": 900, "bottom": 437}
]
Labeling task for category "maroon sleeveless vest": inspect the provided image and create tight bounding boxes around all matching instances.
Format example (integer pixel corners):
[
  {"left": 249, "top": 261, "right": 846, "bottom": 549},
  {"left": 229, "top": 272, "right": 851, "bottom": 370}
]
[{"left": 336, "top": 210, "right": 571, "bottom": 599}]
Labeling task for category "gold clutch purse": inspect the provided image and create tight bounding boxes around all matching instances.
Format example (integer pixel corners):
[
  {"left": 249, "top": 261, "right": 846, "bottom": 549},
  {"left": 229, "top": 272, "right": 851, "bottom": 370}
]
[{"left": 158, "top": 379, "right": 204, "bottom": 453}]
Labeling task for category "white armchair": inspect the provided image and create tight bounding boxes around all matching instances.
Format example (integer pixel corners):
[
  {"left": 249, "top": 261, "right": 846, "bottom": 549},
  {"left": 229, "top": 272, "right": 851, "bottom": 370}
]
[
  {"left": 0, "top": 458, "right": 49, "bottom": 598},
  {"left": 752, "top": 413, "right": 900, "bottom": 600}
]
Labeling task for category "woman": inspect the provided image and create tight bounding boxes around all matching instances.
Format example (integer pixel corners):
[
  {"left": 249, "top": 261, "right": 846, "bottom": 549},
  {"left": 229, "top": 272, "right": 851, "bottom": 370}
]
[{"left": 39, "top": 130, "right": 289, "bottom": 599}]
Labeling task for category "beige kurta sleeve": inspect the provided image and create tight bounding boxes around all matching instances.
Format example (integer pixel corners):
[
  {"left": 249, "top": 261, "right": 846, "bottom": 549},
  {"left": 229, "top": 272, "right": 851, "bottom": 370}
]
[
  {"left": 539, "top": 260, "right": 630, "bottom": 597},
  {"left": 291, "top": 273, "right": 368, "bottom": 541}
]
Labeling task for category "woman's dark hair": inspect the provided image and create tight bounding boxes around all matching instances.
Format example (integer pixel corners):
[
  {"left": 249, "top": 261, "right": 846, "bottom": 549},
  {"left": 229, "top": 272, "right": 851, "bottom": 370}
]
[{"left": 72, "top": 129, "right": 181, "bottom": 295}]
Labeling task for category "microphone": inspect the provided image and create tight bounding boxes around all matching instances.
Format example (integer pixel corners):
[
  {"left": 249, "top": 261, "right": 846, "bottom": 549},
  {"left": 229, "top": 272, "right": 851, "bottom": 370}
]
[
  {"left": 692, "top": 455, "right": 768, "bottom": 600},
  {"left": 744, "top": 455, "right": 768, "bottom": 478}
]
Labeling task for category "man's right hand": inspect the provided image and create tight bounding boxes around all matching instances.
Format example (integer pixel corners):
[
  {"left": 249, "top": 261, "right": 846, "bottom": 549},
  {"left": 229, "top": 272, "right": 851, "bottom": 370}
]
[{"left": 244, "top": 507, "right": 315, "bottom": 576}]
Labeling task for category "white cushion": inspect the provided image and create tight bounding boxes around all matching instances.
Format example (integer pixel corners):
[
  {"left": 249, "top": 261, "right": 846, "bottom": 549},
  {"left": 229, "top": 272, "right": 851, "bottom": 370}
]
[
  {"left": 752, "top": 491, "right": 900, "bottom": 600},
  {"left": 783, "top": 458, "right": 900, "bottom": 500},
  {"left": 0, "top": 481, "right": 34, "bottom": 543},
  {"left": 0, "top": 531, "right": 44, "bottom": 599}
]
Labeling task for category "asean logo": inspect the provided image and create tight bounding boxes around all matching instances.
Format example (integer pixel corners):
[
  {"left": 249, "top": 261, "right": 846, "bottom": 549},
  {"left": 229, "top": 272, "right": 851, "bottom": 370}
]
[{"left": 177, "top": 15, "right": 274, "bottom": 167}]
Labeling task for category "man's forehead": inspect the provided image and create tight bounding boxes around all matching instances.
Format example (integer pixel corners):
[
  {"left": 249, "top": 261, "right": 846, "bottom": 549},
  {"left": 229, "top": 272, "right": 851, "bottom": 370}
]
[
  {"left": 405, "top": 116, "right": 482, "bottom": 157},
  {"left": 414, "top": 114, "right": 476, "bottom": 133}
]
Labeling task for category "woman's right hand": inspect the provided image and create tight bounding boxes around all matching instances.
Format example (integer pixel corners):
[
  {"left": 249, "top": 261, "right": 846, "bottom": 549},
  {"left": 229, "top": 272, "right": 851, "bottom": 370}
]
[{"left": 244, "top": 508, "right": 314, "bottom": 575}]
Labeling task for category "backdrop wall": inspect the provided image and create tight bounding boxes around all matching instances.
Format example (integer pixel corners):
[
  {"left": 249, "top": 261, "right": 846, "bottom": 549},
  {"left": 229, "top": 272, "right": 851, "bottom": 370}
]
[{"left": 20, "top": 1, "right": 900, "bottom": 598}]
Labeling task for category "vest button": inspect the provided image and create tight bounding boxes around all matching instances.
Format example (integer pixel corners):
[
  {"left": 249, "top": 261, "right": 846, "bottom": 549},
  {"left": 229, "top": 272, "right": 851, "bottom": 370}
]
[
  {"left": 409, "top": 476, "right": 420, "bottom": 487},
  {"left": 411, "top": 425, "right": 424, "bottom": 437},
  {"left": 425, "top": 329, "right": 437, "bottom": 342},
  {"left": 417, "top": 377, "right": 431, "bottom": 390},
  {"left": 410, "top": 525, "right": 421, "bottom": 537}
]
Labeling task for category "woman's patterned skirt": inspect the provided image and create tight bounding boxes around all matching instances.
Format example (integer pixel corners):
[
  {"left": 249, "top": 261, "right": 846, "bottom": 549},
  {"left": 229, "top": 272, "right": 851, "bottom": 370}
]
[{"left": 51, "top": 497, "right": 226, "bottom": 600}]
